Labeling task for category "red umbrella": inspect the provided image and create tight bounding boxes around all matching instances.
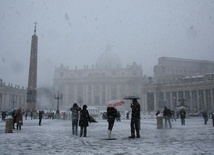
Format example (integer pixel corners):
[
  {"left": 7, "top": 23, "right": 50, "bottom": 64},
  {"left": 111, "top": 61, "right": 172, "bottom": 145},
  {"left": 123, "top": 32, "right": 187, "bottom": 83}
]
[{"left": 107, "top": 100, "right": 125, "bottom": 107}]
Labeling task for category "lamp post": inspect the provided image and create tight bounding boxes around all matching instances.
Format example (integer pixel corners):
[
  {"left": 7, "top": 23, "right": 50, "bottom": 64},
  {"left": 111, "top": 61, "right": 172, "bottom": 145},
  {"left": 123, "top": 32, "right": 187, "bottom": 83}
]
[{"left": 54, "top": 91, "right": 62, "bottom": 114}]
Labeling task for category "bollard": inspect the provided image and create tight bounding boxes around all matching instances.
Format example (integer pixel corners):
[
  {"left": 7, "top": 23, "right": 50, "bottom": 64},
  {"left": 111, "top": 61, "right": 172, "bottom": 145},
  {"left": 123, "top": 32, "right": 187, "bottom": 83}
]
[
  {"left": 5, "top": 116, "right": 13, "bottom": 133},
  {"left": 157, "top": 115, "right": 163, "bottom": 129}
]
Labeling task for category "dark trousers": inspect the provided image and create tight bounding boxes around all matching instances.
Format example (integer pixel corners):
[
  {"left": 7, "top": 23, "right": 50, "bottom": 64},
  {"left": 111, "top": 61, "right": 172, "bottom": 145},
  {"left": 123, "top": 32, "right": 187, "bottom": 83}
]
[
  {"left": 72, "top": 119, "right": 78, "bottom": 135},
  {"left": 181, "top": 118, "right": 185, "bottom": 125},
  {"left": 165, "top": 117, "right": 172, "bottom": 128},
  {"left": 108, "top": 119, "right": 115, "bottom": 131},
  {"left": 39, "top": 118, "right": 42, "bottom": 126},
  {"left": 212, "top": 118, "right": 214, "bottom": 127},
  {"left": 13, "top": 117, "right": 17, "bottom": 129},
  {"left": 204, "top": 117, "right": 208, "bottom": 124},
  {"left": 80, "top": 126, "right": 87, "bottom": 137},
  {"left": 130, "top": 117, "right": 140, "bottom": 137}
]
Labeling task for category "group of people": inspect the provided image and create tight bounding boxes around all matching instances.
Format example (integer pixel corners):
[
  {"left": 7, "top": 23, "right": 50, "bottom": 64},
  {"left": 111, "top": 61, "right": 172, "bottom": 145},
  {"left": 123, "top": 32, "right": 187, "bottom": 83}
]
[
  {"left": 11, "top": 109, "right": 44, "bottom": 130},
  {"left": 70, "top": 99, "right": 141, "bottom": 139},
  {"left": 70, "top": 103, "right": 91, "bottom": 137},
  {"left": 106, "top": 99, "right": 141, "bottom": 139},
  {"left": 25, "top": 111, "right": 34, "bottom": 120},
  {"left": 163, "top": 106, "right": 187, "bottom": 128},
  {"left": 12, "top": 109, "right": 23, "bottom": 130},
  {"left": 158, "top": 106, "right": 214, "bottom": 128}
]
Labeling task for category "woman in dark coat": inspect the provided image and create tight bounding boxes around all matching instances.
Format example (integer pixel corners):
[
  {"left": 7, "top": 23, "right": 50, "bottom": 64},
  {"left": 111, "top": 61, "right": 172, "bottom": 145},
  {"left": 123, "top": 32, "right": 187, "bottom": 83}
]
[
  {"left": 107, "top": 107, "right": 117, "bottom": 138},
  {"left": 15, "top": 109, "right": 23, "bottom": 130},
  {"left": 79, "top": 105, "right": 90, "bottom": 137}
]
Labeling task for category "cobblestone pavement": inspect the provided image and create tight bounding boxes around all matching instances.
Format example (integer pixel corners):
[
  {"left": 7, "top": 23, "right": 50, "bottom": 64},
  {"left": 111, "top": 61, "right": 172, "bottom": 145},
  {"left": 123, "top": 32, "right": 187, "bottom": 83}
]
[{"left": 0, "top": 117, "right": 213, "bottom": 155}]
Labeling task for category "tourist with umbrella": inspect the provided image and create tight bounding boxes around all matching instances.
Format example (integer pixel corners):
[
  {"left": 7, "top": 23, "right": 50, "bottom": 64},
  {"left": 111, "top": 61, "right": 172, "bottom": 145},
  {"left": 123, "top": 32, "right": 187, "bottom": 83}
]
[
  {"left": 124, "top": 96, "right": 141, "bottom": 138},
  {"left": 106, "top": 100, "right": 124, "bottom": 139},
  {"left": 129, "top": 98, "right": 141, "bottom": 138}
]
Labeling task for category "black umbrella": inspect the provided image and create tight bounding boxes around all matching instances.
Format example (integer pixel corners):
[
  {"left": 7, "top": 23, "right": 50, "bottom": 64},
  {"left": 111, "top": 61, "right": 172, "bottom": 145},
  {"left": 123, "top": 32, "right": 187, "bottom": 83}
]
[
  {"left": 123, "top": 96, "right": 140, "bottom": 100},
  {"left": 89, "top": 116, "right": 97, "bottom": 123}
]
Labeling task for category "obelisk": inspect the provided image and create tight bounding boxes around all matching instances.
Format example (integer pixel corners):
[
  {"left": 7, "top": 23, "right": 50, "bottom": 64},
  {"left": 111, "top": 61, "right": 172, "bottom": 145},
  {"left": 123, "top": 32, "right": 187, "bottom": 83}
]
[{"left": 27, "top": 23, "right": 38, "bottom": 111}]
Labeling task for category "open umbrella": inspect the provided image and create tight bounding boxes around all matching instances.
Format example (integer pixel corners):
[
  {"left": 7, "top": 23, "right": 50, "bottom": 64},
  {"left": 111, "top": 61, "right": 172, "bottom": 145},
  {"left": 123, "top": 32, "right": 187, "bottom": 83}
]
[
  {"left": 89, "top": 116, "right": 97, "bottom": 123},
  {"left": 107, "top": 100, "right": 125, "bottom": 107},
  {"left": 123, "top": 96, "right": 140, "bottom": 100},
  {"left": 177, "top": 106, "right": 187, "bottom": 110}
]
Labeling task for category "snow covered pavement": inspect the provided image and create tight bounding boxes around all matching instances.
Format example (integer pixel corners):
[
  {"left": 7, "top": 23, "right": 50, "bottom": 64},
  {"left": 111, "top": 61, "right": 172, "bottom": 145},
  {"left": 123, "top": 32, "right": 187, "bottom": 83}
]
[{"left": 0, "top": 117, "right": 213, "bottom": 155}]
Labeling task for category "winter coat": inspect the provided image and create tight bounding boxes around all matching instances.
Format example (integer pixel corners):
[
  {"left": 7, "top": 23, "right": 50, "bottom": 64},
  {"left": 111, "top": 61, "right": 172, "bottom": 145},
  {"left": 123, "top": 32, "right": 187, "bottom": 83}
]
[
  {"left": 15, "top": 109, "right": 23, "bottom": 126},
  {"left": 70, "top": 106, "right": 81, "bottom": 120},
  {"left": 131, "top": 100, "right": 141, "bottom": 118},
  {"left": 202, "top": 112, "right": 208, "bottom": 118},
  {"left": 39, "top": 111, "right": 44, "bottom": 119},
  {"left": 163, "top": 107, "right": 171, "bottom": 118},
  {"left": 107, "top": 107, "right": 117, "bottom": 121},
  {"left": 180, "top": 110, "right": 186, "bottom": 119},
  {"left": 79, "top": 109, "right": 90, "bottom": 127}
]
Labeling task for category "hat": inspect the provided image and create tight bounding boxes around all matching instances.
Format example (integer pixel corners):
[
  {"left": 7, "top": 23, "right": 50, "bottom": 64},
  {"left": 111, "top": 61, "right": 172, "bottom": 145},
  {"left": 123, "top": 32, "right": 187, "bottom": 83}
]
[
  {"left": 83, "top": 105, "right": 87, "bottom": 109},
  {"left": 73, "top": 103, "right": 78, "bottom": 107}
]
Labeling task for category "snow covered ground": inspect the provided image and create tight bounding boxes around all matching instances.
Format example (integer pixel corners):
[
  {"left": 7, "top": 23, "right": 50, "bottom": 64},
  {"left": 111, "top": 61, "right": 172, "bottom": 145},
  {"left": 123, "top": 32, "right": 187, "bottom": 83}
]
[{"left": 0, "top": 117, "right": 213, "bottom": 155}]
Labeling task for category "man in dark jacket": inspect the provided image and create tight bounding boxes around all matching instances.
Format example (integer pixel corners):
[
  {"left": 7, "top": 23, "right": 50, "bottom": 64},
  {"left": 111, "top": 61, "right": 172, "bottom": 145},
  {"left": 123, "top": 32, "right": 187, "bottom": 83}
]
[
  {"left": 129, "top": 99, "right": 141, "bottom": 138},
  {"left": 39, "top": 110, "right": 44, "bottom": 126},
  {"left": 70, "top": 103, "right": 81, "bottom": 135},
  {"left": 180, "top": 109, "right": 186, "bottom": 125},
  {"left": 163, "top": 106, "right": 172, "bottom": 128},
  {"left": 202, "top": 111, "right": 208, "bottom": 125}
]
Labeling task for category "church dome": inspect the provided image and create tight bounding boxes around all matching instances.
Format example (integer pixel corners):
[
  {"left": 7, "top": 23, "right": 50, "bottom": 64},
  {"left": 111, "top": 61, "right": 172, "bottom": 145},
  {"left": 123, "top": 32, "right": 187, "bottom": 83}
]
[{"left": 96, "top": 44, "right": 122, "bottom": 69}]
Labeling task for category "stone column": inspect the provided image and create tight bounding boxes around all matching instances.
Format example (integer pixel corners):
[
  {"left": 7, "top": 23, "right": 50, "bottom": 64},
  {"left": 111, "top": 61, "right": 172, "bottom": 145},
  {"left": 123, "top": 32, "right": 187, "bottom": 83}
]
[
  {"left": 190, "top": 90, "right": 193, "bottom": 111},
  {"left": 196, "top": 90, "right": 200, "bottom": 110},
  {"left": 211, "top": 89, "right": 214, "bottom": 110},
  {"left": 85, "top": 84, "right": 88, "bottom": 105},
  {"left": 154, "top": 92, "right": 157, "bottom": 110},
  {"left": 100, "top": 84, "right": 102, "bottom": 106},
  {"left": 91, "top": 84, "right": 94, "bottom": 105},
  {"left": 203, "top": 89, "right": 207, "bottom": 110},
  {"left": 144, "top": 92, "right": 147, "bottom": 111},
  {"left": 105, "top": 84, "right": 108, "bottom": 103}
]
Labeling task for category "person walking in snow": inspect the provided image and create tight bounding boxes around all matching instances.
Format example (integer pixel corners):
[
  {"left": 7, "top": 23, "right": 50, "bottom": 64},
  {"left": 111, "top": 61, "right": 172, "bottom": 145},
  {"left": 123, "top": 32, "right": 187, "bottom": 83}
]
[
  {"left": 25, "top": 111, "right": 28, "bottom": 120},
  {"left": 180, "top": 109, "right": 186, "bottom": 125},
  {"left": 129, "top": 99, "right": 141, "bottom": 138},
  {"left": 79, "top": 105, "right": 90, "bottom": 137},
  {"left": 39, "top": 110, "right": 44, "bottom": 126},
  {"left": 212, "top": 112, "right": 214, "bottom": 127},
  {"left": 15, "top": 109, "right": 23, "bottom": 130},
  {"left": 107, "top": 107, "right": 118, "bottom": 139},
  {"left": 70, "top": 103, "right": 81, "bottom": 135},
  {"left": 202, "top": 111, "right": 208, "bottom": 125},
  {"left": 163, "top": 106, "right": 172, "bottom": 128},
  {"left": 30, "top": 111, "right": 33, "bottom": 120}
]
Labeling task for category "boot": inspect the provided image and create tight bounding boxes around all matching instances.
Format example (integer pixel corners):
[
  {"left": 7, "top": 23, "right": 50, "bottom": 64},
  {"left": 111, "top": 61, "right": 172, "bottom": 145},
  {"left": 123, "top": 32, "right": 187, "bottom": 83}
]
[
  {"left": 108, "top": 130, "right": 112, "bottom": 139},
  {"left": 80, "top": 127, "right": 83, "bottom": 137},
  {"left": 129, "top": 133, "right": 135, "bottom": 138},
  {"left": 136, "top": 130, "right": 140, "bottom": 138},
  {"left": 84, "top": 129, "right": 87, "bottom": 137}
]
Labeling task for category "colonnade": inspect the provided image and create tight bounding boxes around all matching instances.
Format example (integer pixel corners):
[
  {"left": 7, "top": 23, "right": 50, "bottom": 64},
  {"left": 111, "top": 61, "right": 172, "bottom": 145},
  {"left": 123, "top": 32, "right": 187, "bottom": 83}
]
[{"left": 143, "top": 83, "right": 214, "bottom": 112}]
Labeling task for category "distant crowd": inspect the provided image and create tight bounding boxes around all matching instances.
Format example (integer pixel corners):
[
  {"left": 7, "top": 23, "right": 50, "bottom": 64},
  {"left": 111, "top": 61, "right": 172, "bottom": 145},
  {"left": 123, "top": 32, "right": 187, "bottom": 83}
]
[{"left": 1, "top": 102, "right": 214, "bottom": 137}]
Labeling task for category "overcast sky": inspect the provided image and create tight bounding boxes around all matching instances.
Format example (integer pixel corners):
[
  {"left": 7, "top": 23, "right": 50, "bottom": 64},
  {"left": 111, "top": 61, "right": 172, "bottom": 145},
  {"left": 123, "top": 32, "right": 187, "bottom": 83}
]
[{"left": 0, "top": 0, "right": 214, "bottom": 88}]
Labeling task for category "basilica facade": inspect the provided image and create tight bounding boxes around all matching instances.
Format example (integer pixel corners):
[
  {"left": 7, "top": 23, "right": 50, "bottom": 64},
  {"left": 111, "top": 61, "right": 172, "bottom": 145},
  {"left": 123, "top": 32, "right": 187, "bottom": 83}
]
[{"left": 53, "top": 49, "right": 143, "bottom": 110}]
